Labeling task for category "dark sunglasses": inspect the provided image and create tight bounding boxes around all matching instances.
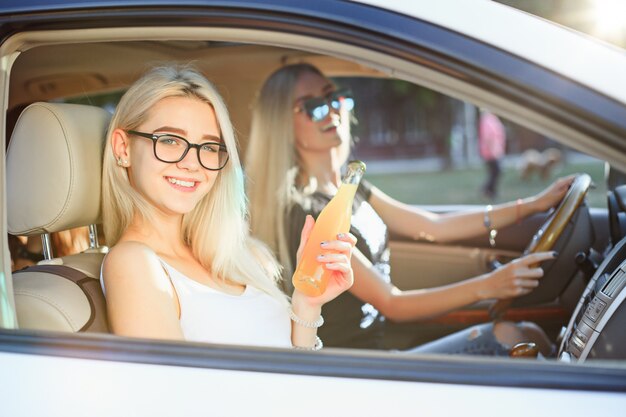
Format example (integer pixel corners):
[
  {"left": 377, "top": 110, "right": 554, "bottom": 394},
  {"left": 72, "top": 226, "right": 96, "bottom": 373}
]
[{"left": 294, "top": 88, "right": 355, "bottom": 122}]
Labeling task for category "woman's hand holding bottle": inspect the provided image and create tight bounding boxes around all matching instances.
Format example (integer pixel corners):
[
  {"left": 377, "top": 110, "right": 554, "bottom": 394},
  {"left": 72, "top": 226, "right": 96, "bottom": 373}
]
[{"left": 292, "top": 215, "right": 355, "bottom": 307}]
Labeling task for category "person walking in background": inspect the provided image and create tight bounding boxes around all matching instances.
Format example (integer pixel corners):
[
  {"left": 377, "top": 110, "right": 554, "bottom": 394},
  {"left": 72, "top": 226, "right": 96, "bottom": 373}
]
[{"left": 478, "top": 109, "right": 506, "bottom": 199}]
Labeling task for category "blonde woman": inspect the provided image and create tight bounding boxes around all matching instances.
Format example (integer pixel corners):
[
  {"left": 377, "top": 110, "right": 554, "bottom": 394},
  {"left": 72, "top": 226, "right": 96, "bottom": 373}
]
[
  {"left": 101, "top": 65, "right": 355, "bottom": 350},
  {"left": 246, "top": 63, "right": 574, "bottom": 355}
]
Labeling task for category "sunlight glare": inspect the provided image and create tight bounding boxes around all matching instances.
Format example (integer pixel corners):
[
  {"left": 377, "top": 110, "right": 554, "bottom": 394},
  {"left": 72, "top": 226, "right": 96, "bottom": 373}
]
[{"left": 592, "top": 0, "right": 626, "bottom": 39}]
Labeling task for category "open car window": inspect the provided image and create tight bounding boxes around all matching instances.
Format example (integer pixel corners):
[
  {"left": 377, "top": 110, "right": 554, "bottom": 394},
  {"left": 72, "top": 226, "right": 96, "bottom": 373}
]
[
  {"left": 2, "top": 36, "right": 619, "bottom": 354},
  {"left": 336, "top": 76, "right": 608, "bottom": 208}
]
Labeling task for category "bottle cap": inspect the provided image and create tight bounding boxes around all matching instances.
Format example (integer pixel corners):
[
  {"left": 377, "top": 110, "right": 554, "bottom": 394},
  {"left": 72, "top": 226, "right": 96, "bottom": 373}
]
[{"left": 347, "top": 160, "right": 366, "bottom": 173}]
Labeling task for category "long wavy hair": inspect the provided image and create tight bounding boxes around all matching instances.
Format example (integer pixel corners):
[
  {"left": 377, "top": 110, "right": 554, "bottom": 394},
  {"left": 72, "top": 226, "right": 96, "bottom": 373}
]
[
  {"left": 246, "top": 63, "right": 350, "bottom": 281},
  {"left": 102, "top": 65, "right": 287, "bottom": 304}
]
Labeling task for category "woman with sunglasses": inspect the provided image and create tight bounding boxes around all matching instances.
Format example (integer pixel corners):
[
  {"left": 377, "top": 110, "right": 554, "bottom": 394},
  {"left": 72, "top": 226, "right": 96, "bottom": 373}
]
[
  {"left": 246, "top": 63, "right": 574, "bottom": 355},
  {"left": 101, "top": 65, "right": 356, "bottom": 350}
]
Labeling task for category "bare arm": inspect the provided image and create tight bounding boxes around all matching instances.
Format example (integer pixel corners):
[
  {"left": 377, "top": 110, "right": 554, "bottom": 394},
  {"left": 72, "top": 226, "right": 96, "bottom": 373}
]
[
  {"left": 290, "top": 216, "right": 356, "bottom": 348},
  {"left": 368, "top": 176, "right": 574, "bottom": 244},
  {"left": 102, "top": 241, "right": 184, "bottom": 340},
  {"left": 349, "top": 247, "right": 556, "bottom": 322}
]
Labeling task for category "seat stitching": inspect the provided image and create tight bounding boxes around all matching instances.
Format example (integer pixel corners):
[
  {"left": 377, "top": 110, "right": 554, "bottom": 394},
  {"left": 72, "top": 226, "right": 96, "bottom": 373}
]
[
  {"left": 39, "top": 104, "right": 76, "bottom": 230},
  {"left": 14, "top": 289, "right": 79, "bottom": 330}
]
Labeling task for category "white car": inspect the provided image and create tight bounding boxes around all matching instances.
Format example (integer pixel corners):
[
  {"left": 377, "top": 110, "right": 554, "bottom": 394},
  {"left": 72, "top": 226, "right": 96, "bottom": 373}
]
[{"left": 1, "top": 1, "right": 625, "bottom": 415}]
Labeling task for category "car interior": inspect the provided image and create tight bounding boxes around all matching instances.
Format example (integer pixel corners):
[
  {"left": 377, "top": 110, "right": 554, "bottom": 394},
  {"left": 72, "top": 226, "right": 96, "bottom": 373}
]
[
  {"left": 4, "top": 32, "right": 626, "bottom": 362},
  {"left": 8, "top": 102, "right": 110, "bottom": 332}
]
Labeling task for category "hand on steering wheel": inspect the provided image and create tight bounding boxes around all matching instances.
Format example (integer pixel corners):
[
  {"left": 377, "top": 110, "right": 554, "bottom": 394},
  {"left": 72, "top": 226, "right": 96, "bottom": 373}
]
[
  {"left": 489, "top": 173, "right": 592, "bottom": 319},
  {"left": 479, "top": 251, "right": 557, "bottom": 300},
  {"left": 530, "top": 175, "right": 576, "bottom": 212},
  {"left": 525, "top": 174, "right": 592, "bottom": 254}
]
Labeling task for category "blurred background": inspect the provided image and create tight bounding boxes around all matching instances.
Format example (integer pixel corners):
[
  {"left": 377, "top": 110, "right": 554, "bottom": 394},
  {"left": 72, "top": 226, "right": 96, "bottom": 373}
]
[{"left": 340, "top": 0, "right": 625, "bottom": 208}]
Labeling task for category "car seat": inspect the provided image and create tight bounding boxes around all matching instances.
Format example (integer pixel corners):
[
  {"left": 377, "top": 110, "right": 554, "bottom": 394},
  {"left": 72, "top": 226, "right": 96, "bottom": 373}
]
[{"left": 7, "top": 102, "right": 111, "bottom": 332}]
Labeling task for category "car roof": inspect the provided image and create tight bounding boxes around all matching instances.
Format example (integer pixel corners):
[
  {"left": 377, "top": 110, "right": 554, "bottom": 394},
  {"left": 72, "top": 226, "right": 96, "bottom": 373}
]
[
  {"left": 351, "top": 0, "right": 626, "bottom": 104},
  {"left": 2, "top": 0, "right": 625, "bottom": 105}
]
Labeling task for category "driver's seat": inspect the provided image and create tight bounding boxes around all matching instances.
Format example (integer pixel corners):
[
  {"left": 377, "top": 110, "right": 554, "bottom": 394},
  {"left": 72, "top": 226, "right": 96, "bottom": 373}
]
[{"left": 7, "top": 102, "right": 111, "bottom": 332}]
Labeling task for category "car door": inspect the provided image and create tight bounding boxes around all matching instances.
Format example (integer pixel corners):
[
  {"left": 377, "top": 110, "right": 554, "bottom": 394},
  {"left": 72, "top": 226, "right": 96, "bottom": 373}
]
[{"left": 1, "top": 1, "right": 626, "bottom": 413}]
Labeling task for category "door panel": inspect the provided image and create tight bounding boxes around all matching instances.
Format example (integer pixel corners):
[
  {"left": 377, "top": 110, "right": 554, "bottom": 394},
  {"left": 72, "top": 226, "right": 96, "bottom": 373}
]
[
  {"left": 3, "top": 349, "right": 626, "bottom": 416},
  {"left": 389, "top": 240, "right": 518, "bottom": 290}
]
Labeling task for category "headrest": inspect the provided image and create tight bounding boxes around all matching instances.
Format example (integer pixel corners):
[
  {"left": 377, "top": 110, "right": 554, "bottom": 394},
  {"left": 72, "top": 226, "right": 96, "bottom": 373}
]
[{"left": 7, "top": 102, "right": 111, "bottom": 235}]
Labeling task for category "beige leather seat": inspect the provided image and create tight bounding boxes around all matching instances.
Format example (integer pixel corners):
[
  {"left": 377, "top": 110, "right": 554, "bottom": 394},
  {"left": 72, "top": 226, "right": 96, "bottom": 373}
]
[{"left": 7, "top": 102, "right": 111, "bottom": 332}]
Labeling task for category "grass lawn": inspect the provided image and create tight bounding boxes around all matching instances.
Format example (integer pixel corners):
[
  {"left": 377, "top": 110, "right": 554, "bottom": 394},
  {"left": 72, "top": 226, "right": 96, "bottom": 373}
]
[{"left": 366, "top": 160, "right": 606, "bottom": 207}]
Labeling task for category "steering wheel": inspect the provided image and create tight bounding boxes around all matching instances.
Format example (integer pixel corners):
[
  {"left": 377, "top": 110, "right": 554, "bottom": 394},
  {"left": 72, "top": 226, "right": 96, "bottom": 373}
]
[{"left": 489, "top": 173, "right": 592, "bottom": 319}]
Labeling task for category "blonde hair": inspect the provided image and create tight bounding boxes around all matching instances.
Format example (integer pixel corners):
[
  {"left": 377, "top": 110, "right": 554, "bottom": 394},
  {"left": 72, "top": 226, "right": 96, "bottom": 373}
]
[
  {"left": 102, "top": 65, "right": 287, "bottom": 304},
  {"left": 247, "top": 63, "right": 343, "bottom": 280}
]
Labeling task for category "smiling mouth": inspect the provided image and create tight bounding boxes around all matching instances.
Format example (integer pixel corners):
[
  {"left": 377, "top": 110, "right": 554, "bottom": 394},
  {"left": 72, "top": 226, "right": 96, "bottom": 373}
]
[
  {"left": 321, "top": 120, "right": 340, "bottom": 132},
  {"left": 165, "top": 176, "right": 198, "bottom": 188}
]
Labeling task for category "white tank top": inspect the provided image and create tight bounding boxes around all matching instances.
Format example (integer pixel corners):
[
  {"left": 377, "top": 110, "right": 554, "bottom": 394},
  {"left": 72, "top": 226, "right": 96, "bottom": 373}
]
[{"left": 101, "top": 259, "right": 292, "bottom": 348}]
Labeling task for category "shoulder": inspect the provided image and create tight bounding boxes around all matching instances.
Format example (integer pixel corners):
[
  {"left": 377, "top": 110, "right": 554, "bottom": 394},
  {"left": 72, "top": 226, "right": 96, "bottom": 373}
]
[
  {"left": 102, "top": 241, "right": 168, "bottom": 291},
  {"left": 101, "top": 241, "right": 183, "bottom": 339},
  {"left": 104, "top": 240, "right": 159, "bottom": 270}
]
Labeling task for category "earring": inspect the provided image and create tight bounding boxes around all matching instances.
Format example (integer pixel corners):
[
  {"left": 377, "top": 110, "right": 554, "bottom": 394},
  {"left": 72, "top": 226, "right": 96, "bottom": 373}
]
[{"left": 117, "top": 157, "right": 128, "bottom": 167}]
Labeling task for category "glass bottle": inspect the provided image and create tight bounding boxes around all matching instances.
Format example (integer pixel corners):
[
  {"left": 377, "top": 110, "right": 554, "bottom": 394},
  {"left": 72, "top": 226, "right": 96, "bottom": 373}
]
[{"left": 292, "top": 160, "right": 366, "bottom": 296}]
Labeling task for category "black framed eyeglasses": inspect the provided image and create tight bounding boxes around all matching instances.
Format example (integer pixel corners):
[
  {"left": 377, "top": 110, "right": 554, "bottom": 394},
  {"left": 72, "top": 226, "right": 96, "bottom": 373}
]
[
  {"left": 294, "top": 88, "right": 355, "bottom": 122},
  {"left": 126, "top": 130, "right": 229, "bottom": 171}
]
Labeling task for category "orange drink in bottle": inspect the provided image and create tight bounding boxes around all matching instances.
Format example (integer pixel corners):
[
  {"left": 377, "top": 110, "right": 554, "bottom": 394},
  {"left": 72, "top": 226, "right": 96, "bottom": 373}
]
[{"left": 292, "top": 160, "right": 366, "bottom": 296}]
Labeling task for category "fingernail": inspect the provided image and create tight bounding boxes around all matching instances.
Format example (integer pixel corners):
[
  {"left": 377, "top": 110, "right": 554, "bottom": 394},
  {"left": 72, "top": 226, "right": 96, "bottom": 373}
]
[
  {"left": 320, "top": 241, "right": 328, "bottom": 247},
  {"left": 337, "top": 233, "right": 345, "bottom": 239}
]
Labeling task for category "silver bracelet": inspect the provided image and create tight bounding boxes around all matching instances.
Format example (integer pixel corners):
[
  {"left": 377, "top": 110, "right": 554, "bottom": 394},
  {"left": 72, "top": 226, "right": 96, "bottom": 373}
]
[
  {"left": 293, "top": 336, "right": 323, "bottom": 351},
  {"left": 483, "top": 204, "right": 493, "bottom": 229},
  {"left": 288, "top": 307, "right": 324, "bottom": 328},
  {"left": 484, "top": 204, "right": 497, "bottom": 247}
]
